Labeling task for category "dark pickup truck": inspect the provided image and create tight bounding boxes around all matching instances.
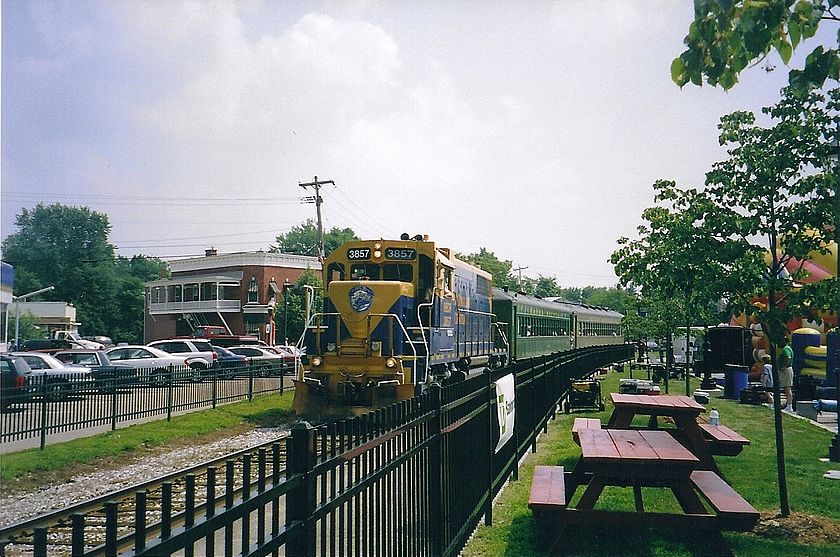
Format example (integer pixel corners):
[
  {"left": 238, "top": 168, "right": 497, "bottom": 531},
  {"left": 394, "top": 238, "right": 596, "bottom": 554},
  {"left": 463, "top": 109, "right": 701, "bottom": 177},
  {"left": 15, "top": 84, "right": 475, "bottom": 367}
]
[{"left": 19, "top": 339, "right": 87, "bottom": 352}]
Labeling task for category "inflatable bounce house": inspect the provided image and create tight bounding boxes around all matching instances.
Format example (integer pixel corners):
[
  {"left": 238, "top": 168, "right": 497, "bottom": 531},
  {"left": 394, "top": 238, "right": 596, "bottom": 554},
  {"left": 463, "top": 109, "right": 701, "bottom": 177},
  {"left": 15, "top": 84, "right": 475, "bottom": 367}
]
[{"left": 731, "top": 241, "right": 838, "bottom": 400}]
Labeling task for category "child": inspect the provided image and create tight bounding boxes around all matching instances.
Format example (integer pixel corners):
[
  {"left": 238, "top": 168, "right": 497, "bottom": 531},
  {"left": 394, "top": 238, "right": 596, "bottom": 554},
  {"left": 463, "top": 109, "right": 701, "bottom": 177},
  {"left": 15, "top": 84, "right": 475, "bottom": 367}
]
[{"left": 760, "top": 353, "right": 773, "bottom": 404}]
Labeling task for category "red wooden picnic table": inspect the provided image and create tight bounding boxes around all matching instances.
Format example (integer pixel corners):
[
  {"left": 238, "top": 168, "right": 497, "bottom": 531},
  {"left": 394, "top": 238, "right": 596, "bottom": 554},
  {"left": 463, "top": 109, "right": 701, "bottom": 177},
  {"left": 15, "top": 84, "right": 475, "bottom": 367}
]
[
  {"left": 539, "top": 428, "right": 759, "bottom": 555},
  {"left": 607, "top": 393, "right": 719, "bottom": 469}
]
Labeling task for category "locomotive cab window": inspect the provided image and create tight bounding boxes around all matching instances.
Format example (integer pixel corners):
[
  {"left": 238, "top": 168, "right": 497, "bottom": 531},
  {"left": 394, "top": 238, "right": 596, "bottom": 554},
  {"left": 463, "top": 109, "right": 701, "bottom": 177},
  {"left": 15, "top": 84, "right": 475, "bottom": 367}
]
[
  {"left": 351, "top": 263, "right": 379, "bottom": 280},
  {"left": 382, "top": 264, "right": 413, "bottom": 282},
  {"left": 326, "top": 262, "right": 345, "bottom": 287}
]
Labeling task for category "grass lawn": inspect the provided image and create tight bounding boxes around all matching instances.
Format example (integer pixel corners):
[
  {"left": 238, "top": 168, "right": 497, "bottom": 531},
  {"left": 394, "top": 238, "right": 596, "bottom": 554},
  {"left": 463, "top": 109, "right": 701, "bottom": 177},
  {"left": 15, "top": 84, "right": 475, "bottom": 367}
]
[
  {"left": 0, "top": 391, "right": 296, "bottom": 485},
  {"left": 463, "top": 368, "right": 840, "bottom": 557}
]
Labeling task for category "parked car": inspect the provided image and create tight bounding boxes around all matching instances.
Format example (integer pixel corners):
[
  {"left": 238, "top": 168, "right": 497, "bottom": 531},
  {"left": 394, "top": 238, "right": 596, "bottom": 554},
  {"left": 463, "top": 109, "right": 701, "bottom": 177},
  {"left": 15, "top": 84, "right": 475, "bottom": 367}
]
[
  {"left": 83, "top": 335, "right": 114, "bottom": 348},
  {"left": 211, "top": 345, "right": 249, "bottom": 372},
  {"left": 147, "top": 339, "right": 218, "bottom": 370},
  {"left": 1, "top": 354, "right": 31, "bottom": 410},
  {"left": 105, "top": 345, "right": 198, "bottom": 385},
  {"left": 53, "top": 350, "right": 137, "bottom": 388},
  {"left": 10, "top": 352, "right": 96, "bottom": 401},
  {"left": 228, "top": 346, "right": 286, "bottom": 376}
]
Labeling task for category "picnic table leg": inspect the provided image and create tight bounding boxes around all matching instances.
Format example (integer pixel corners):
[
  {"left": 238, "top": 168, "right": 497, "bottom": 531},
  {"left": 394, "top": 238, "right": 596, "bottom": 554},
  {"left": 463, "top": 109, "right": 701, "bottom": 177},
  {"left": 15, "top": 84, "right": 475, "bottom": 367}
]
[
  {"left": 633, "top": 480, "right": 644, "bottom": 512},
  {"left": 674, "top": 415, "right": 716, "bottom": 470},
  {"left": 708, "top": 530, "right": 734, "bottom": 557},
  {"left": 608, "top": 409, "right": 633, "bottom": 428},
  {"left": 670, "top": 480, "right": 707, "bottom": 514},
  {"left": 576, "top": 476, "right": 607, "bottom": 510}
]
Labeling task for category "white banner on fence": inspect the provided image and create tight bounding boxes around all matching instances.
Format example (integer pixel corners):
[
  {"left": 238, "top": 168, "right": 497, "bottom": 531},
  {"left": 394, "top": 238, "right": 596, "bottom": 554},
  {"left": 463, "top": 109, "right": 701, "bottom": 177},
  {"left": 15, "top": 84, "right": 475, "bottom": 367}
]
[{"left": 494, "top": 373, "right": 516, "bottom": 453}]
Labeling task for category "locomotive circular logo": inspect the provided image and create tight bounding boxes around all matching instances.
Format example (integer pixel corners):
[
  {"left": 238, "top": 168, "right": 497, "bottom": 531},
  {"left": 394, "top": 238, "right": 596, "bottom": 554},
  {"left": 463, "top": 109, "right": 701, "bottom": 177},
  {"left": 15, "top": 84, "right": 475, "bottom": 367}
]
[{"left": 349, "top": 285, "right": 374, "bottom": 312}]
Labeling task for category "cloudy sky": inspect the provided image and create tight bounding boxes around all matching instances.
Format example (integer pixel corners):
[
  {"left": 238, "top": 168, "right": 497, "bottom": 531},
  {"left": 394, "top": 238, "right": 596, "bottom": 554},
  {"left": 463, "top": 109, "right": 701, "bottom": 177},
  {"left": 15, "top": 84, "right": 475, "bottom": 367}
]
[{"left": 2, "top": 1, "right": 834, "bottom": 287}]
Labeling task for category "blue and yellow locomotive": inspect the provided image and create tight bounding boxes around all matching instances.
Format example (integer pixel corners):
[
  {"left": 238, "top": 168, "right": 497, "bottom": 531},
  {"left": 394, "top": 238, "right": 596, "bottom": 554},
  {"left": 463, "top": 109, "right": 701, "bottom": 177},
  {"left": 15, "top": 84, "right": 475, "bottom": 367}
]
[{"left": 292, "top": 235, "right": 509, "bottom": 415}]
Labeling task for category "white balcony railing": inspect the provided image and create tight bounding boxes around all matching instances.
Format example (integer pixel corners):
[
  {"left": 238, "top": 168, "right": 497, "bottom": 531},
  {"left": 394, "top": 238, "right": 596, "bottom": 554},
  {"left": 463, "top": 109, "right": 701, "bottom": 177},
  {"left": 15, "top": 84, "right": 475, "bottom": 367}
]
[{"left": 149, "top": 299, "right": 241, "bottom": 314}]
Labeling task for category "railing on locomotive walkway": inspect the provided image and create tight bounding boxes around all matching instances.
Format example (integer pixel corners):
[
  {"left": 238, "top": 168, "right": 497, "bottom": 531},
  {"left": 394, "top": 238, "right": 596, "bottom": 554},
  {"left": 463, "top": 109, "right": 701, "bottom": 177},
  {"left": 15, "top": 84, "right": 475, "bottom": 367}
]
[
  {"left": 7, "top": 343, "right": 632, "bottom": 556},
  {"left": 0, "top": 362, "right": 288, "bottom": 449}
]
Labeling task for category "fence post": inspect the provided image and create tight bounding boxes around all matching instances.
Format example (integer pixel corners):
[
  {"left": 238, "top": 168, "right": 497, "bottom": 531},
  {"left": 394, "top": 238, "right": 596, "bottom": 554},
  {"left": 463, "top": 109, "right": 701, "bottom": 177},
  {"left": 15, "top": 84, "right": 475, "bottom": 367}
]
[
  {"left": 111, "top": 373, "right": 118, "bottom": 431},
  {"left": 167, "top": 364, "right": 174, "bottom": 422},
  {"left": 212, "top": 365, "right": 217, "bottom": 409},
  {"left": 248, "top": 362, "right": 254, "bottom": 402},
  {"left": 485, "top": 366, "right": 494, "bottom": 527},
  {"left": 287, "top": 421, "right": 316, "bottom": 557},
  {"left": 39, "top": 377, "right": 48, "bottom": 450},
  {"left": 427, "top": 385, "right": 445, "bottom": 556},
  {"left": 512, "top": 361, "right": 520, "bottom": 482}
]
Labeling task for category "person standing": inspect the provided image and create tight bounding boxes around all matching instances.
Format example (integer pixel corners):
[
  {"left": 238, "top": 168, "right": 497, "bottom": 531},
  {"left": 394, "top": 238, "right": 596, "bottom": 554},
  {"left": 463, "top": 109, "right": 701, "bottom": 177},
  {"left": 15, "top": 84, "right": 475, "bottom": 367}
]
[
  {"left": 761, "top": 353, "right": 774, "bottom": 404},
  {"left": 778, "top": 335, "right": 795, "bottom": 410}
]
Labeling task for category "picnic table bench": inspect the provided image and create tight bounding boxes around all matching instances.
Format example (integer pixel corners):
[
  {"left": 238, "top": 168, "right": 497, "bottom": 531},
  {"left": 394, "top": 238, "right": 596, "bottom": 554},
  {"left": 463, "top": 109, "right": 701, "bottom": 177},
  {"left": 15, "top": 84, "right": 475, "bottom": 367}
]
[
  {"left": 529, "top": 428, "right": 758, "bottom": 555},
  {"left": 571, "top": 417, "right": 601, "bottom": 444},
  {"left": 698, "top": 423, "right": 751, "bottom": 456}
]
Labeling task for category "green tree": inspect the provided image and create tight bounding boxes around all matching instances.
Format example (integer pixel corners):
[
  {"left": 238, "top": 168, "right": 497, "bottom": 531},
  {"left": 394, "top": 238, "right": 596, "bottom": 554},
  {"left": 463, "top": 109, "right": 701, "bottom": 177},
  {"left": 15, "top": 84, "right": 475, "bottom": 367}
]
[
  {"left": 587, "top": 287, "right": 634, "bottom": 314},
  {"left": 1, "top": 204, "right": 170, "bottom": 343},
  {"left": 612, "top": 181, "right": 745, "bottom": 387},
  {"left": 457, "top": 248, "right": 515, "bottom": 289},
  {"left": 696, "top": 87, "right": 836, "bottom": 515},
  {"left": 520, "top": 275, "right": 561, "bottom": 297},
  {"left": 673, "top": 0, "right": 839, "bottom": 91},
  {"left": 270, "top": 220, "right": 358, "bottom": 257},
  {"left": 2, "top": 203, "right": 116, "bottom": 335},
  {"left": 275, "top": 269, "right": 323, "bottom": 345}
]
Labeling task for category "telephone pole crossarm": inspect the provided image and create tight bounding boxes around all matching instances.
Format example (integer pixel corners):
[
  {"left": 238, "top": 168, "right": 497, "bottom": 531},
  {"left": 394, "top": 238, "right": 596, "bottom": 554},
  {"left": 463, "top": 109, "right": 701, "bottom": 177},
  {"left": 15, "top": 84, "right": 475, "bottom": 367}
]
[{"left": 299, "top": 176, "right": 335, "bottom": 260}]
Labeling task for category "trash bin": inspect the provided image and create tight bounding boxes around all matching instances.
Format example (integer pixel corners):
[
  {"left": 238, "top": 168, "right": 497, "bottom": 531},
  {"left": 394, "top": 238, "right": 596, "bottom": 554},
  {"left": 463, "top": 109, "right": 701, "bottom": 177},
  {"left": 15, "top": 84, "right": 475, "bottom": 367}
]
[{"left": 724, "top": 364, "right": 750, "bottom": 399}]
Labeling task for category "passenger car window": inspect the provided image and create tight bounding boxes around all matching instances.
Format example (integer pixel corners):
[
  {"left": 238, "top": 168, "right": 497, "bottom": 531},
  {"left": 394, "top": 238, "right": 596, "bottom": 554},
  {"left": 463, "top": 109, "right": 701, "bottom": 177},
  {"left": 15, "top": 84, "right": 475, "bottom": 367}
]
[{"left": 22, "top": 356, "right": 44, "bottom": 369}]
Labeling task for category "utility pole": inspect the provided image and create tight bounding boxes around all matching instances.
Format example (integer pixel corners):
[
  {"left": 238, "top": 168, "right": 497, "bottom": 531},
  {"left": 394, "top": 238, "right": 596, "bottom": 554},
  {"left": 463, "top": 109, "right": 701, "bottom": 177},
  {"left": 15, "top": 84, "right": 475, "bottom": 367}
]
[
  {"left": 299, "top": 176, "right": 334, "bottom": 260},
  {"left": 512, "top": 266, "right": 528, "bottom": 291}
]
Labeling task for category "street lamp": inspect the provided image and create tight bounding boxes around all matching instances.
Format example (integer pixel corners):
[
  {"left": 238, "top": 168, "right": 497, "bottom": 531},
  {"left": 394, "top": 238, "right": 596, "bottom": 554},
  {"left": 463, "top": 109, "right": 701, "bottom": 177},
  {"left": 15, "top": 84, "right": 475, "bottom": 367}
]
[{"left": 13, "top": 286, "right": 55, "bottom": 349}]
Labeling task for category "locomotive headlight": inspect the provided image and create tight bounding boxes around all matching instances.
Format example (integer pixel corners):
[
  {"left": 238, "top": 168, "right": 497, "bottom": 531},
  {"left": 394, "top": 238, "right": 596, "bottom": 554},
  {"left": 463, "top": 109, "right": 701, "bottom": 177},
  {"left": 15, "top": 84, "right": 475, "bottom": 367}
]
[
  {"left": 385, "top": 357, "right": 398, "bottom": 369},
  {"left": 311, "top": 356, "right": 322, "bottom": 367},
  {"left": 374, "top": 250, "right": 382, "bottom": 259},
  {"left": 374, "top": 242, "right": 382, "bottom": 249}
]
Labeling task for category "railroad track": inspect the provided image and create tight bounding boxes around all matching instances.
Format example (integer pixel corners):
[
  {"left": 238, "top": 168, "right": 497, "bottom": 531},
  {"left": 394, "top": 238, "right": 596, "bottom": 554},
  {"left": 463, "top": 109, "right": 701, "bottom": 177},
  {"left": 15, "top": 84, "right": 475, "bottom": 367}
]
[{"left": 0, "top": 432, "right": 291, "bottom": 557}]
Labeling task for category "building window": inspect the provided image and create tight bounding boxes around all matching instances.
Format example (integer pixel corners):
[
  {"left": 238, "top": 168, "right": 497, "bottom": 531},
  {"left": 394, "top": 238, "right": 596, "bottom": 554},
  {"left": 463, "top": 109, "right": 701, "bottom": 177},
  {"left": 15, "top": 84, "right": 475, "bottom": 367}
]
[
  {"left": 184, "top": 283, "right": 199, "bottom": 302},
  {"left": 201, "top": 282, "right": 218, "bottom": 301},
  {"left": 248, "top": 277, "right": 259, "bottom": 303},
  {"left": 245, "top": 321, "right": 261, "bottom": 336}
]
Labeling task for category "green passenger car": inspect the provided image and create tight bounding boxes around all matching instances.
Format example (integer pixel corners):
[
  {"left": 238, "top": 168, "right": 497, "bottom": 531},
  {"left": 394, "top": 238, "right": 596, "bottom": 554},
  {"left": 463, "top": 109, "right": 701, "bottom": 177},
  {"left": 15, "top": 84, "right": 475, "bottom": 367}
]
[{"left": 492, "top": 287, "right": 624, "bottom": 360}]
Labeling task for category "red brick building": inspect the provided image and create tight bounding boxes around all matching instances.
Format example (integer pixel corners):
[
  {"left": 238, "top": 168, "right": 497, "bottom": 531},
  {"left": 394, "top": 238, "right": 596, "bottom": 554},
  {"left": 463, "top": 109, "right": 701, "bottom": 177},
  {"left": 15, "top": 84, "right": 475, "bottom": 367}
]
[{"left": 144, "top": 249, "right": 321, "bottom": 344}]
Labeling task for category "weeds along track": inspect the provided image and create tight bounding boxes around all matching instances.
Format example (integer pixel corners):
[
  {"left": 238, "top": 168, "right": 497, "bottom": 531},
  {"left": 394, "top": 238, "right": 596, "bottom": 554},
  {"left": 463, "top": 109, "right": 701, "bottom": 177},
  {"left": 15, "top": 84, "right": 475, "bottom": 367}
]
[{"left": 0, "top": 432, "right": 291, "bottom": 557}]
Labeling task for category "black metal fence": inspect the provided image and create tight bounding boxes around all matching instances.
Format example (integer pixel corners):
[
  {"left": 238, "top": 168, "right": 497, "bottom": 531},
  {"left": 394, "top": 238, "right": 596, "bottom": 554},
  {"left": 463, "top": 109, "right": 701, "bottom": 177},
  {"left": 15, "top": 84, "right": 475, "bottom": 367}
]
[
  {"left": 0, "top": 363, "right": 288, "bottom": 448},
  {"left": 8, "top": 343, "right": 631, "bottom": 556}
]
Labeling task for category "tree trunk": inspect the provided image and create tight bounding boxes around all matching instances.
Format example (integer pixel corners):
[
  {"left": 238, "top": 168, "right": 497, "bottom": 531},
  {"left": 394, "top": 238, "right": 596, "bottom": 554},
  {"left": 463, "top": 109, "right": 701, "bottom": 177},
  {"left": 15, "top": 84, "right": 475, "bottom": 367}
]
[
  {"left": 685, "top": 320, "right": 691, "bottom": 396},
  {"left": 768, "top": 286, "right": 791, "bottom": 516}
]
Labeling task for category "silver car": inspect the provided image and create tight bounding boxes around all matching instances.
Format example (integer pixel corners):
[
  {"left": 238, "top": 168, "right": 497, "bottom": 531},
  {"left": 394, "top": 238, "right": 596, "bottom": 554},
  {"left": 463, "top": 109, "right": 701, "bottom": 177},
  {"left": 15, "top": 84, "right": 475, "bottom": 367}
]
[
  {"left": 10, "top": 352, "right": 95, "bottom": 401},
  {"left": 105, "top": 345, "right": 197, "bottom": 385},
  {"left": 228, "top": 346, "right": 286, "bottom": 376}
]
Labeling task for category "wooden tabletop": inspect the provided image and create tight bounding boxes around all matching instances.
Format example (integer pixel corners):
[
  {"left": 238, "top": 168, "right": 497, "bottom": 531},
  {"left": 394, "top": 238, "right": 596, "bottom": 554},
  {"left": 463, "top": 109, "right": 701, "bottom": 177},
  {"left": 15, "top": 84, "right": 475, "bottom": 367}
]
[
  {"left": 610, "top": 393, "right": 705, "bottom": 412},
  {"left": 577, "top": 429, "right": 699, "bottom": 466}
]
